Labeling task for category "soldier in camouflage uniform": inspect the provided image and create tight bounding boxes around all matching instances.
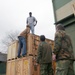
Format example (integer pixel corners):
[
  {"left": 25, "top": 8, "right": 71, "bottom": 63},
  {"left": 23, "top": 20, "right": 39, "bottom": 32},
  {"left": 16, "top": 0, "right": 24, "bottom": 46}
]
[
  {"left": 36, "top": 35, "right": 53, "bottom": 75},
  {"left": 52, "top": 24, "right": 75, "bottom": 75}
]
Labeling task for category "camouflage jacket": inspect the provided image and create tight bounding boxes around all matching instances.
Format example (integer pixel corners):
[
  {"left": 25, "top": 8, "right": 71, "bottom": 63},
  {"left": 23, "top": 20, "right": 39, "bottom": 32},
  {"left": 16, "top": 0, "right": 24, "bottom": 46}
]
[
  {"left": 36, "top": 41, "right": 52, "bottom": 64},
  {"left": 53, "top": 30, "right": 74, "bottom": 60}
]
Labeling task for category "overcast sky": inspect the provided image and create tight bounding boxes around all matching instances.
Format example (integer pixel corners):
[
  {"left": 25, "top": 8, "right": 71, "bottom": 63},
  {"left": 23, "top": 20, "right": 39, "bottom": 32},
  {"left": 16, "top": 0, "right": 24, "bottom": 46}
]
[{"left": 0, "top": 0, "right": 55, "bottom": 52}]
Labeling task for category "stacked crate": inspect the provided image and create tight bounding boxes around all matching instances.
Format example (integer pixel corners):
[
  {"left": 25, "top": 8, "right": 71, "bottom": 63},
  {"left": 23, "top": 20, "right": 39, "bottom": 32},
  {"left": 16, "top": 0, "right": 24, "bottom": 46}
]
[
  {"left": 7, "top": 40, "right": 18, "bottom": 60},
  {"left": 6, "top": 33, "right": 54, "bottom": 75},
  {"left": 27, "top": 34, "right": 54, "bottom": 56},
  {"left": 6, "top": 56, "right": 40, "bottom": 75},
  {"left": 27, "top": 34, "right": 40, "bottom": 56}
]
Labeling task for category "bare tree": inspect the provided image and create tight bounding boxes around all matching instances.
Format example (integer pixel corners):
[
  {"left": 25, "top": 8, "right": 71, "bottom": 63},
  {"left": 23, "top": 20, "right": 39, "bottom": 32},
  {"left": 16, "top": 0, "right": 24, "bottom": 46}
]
[{"left": 1, "top": 30, "right": 19, "bottom": 53}]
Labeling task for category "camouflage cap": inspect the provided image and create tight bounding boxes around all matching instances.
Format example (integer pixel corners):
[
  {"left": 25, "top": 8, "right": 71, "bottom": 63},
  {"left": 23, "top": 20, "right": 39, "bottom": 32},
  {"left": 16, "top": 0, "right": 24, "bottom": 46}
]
[{"left": 56, "top": 24, "right": 65, "bottom": 31}]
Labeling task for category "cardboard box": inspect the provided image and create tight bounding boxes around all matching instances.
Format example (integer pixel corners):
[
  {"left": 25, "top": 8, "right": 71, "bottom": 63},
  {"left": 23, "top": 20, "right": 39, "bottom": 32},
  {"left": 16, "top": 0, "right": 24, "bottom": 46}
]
[
  {"left": 16, "top": 58, "right": 22, "bottom": 75},
  {"left": 6, "top": 56, "right": 40, "bottom": 75},
  {"left": 7, "top": 45, "right": 12, "bottom": 60},
  {"left": 6, "top": 56, "right": 56, "bottom": 75},
  {"left": 11, "top": 60, "right": 16, "bottom": 75},
  {"left": 7, "top": 34, "right": 54, "bottom": 57},
  {"left": 6, "top": 61, "right": 11, "bottom": 75},
  {"left": 22, "top": 56, "right": 40, "bottom": 75},
  {"left": 6, "top": 60, "right": 16, "bottom": 75},
  {"left": 11, "top": 41, "right": 18, "bottom": 59},
  {"left": 27, "top": 34, "right": 34, "bottom": 55},
  {"left": 7, "top": 41, "right": 18, "bottom": 60},
  {"left": 6, "top": 34, "right": 55, "bottom": 75},
  {"left": 27, "top": 34, "right": 54, "bottom": 56}
]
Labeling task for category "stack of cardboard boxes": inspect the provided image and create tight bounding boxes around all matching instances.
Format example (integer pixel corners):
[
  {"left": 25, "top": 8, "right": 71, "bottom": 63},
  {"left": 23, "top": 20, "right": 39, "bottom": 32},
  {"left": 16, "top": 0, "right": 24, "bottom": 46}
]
[{"left": 6, "top": 33, "right": 54, "bottom": 75}]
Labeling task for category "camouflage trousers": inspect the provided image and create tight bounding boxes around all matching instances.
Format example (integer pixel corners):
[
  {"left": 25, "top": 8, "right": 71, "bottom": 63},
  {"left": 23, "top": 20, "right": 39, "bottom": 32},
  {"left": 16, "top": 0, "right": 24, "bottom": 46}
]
[
  {"left": 40, "top": 63, "right": 53, "bottom": 75},
  {"left": 55, "top": 60, "right": 74, "bottom": 75}
]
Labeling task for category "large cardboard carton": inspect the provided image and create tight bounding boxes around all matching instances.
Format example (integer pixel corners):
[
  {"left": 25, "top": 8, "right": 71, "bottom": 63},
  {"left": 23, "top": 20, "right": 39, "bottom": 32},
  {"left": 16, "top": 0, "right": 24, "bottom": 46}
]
[
  {"left": 6, "top": 60, "right": 16, "bottom": 75},
  {"left": 6, "top": 56, "right": 40, "bottom": 75},
  {"left": 6, "top": 61, "right": 11, "bottom": 75},
  {"left": 7, "top": 45, "right": 12, "bottom": 60},
  {"left": 7, "top": 40, "right": 18, "bottom": 60},
  {"left": 16, "top": 58, "right": 22, "bottom": 75},
  {"left": 27, "top": 34, "right": 54, "bottom": 56},
  {"left": 11, "top": 41, "right": 18, "bottom": 59}
]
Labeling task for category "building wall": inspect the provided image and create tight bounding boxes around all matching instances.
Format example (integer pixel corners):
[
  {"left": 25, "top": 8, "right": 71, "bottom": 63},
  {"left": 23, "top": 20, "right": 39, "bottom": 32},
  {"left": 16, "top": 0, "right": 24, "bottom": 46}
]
[
  {"left": 52, "top": 0, "right": 75, "bottom": 21},
  {"left": 56, "top": 1, "right": 73, "bottom": 21},
  {"left": 0, "top": 62, "right": 6, "bottom": 74},
  {"left": 65, "top": 23, "right": 75, "bottom": 56},
  {"left": 0, "top": 53, "right": 7, "bottom": 75},
  {"left": 52, "top": 0, "right": 72, "bottom": 10},
  {"left": 65, "top": 23, "right": 75, "bottom": 72}
]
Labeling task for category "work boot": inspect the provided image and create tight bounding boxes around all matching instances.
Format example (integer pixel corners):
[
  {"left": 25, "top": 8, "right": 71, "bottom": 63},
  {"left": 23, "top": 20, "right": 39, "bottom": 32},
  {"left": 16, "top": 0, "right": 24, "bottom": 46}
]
[
  {"left": 22, "top": 55, "right": 26, "bottom": 57},
  {"left": 17, "top": 55, "right": 21, "bottom": 58}
]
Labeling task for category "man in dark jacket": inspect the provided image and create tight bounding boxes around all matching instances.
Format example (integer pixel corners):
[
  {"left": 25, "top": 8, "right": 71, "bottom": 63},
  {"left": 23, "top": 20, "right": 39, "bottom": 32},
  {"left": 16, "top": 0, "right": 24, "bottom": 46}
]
[
  {"left": 52, "top": 24, "right": 74, "bottom": 75},
  {"left": 17, "top": 25, "right": 30, "bottom": 57},
  {"left": 37, "top": 35, "right": 53, "bottom": 75}
]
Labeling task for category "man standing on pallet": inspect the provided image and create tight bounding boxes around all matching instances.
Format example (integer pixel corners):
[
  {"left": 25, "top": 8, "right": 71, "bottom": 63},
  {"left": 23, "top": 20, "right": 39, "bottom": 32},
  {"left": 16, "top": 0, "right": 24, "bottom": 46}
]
[
  {"left": 17, "top": 25, "right": 30, "bottom": 58},
  {"left": 52, "top": 24, "right": 75, "bottom": 75},
  {"left": 36, "top": 35, "right": 53, "bottom": 75},
  {"left": 26, "top": 12, "right": 37, "bottom": 34}
]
